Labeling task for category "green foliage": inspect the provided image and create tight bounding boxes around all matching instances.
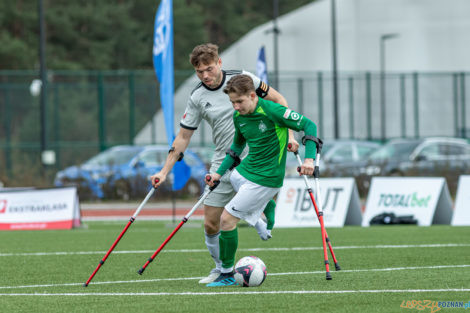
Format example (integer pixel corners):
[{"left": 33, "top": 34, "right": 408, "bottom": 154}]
[{"left": 0, "top": 0, "right": 316, "bottom": 70}]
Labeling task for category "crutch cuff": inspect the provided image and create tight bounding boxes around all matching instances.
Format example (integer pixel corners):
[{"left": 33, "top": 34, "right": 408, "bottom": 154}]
[
  {"left": 168, "top": 146, "right": 184, "bottom": 161},
  {"left": 301, "top": 136, "right": 323, "bottom": 154}
]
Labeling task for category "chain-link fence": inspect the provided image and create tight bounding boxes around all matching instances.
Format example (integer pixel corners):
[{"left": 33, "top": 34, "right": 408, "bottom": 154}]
[{"left": 0, "top": 70, "right": 468, "bottom": 187}]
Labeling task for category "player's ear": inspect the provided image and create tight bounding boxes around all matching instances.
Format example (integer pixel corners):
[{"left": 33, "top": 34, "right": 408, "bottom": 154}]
[{"left": 250, "top": 91, "right": 256, "bottom": 100}]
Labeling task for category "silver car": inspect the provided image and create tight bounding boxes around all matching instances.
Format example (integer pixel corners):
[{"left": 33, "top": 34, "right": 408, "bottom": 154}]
[{"left": 285, "top": 139, "right": 381, "bottom": 178}]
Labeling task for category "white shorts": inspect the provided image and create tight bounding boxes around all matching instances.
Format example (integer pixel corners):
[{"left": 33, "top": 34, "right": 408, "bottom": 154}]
[
  {"left": 203, "top": 172, "right": 236, "bottom": 207},
  {"left": 225, "top": 169, "right": 280, "bottom": 226}
]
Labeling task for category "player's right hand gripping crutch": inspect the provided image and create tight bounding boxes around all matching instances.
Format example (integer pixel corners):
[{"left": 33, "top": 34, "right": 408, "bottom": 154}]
[
  {"left": 289, "top": 137, "right": 341, "bottom": 280},
  {"left": 137, "top": 175, "right": 220, "bottom": 275}
]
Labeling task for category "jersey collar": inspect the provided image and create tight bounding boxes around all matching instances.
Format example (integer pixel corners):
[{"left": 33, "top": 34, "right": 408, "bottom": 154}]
[{"left": 202, "top": 70, "right": 226, "bottom": 91}]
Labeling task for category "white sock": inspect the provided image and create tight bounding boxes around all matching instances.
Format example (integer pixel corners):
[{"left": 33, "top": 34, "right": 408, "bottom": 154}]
[
  {"left": 205, "top": 232, "right": 222, "bottom": 271},
  {"left": 254, "top": 219, "right": 269, "bottom": 240}
]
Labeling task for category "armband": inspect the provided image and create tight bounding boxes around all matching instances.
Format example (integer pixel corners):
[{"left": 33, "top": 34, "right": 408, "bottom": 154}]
[
  {"left": 226, "top": 149, "right": 241, "bottom": 170},
  {"left": 255, "top": 81, "right": 270, "bottom": 98},
  {"left": 301, "top": 136, "right": 323, "bottom": 154},
  {"left": 168, "top": 146, "right": 184, "bottom": 161}
]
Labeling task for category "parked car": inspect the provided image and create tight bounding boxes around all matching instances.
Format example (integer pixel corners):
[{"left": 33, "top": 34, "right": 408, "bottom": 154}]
[
  {"left": 54, "top": 145, "right": 144, "bottom": 199},
  {"left": 357, "top": 137, "right": 470, "bottom": 195},
  {"left": 188, "top": 145, "right": 215, "bottom": 171},
  {"left": 285, "top": 139, "right": 381, "bottom": 178},
  {"left": 109, "top": 145, "right": 208, "bottom": 200}
]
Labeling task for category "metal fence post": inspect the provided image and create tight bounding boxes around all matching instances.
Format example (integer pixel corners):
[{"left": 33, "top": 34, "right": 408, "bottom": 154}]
[
  {"left": 400, "top": 74, "right": 406, "bottom": 138},
  {"left": 348, "top": 76, "right": 354, "bottom": 139},
  {"left": 3, "top": 87, "right": 12, "bottom": 178},
  {"left": 413, "top": 72, "right": 419, "bottom": 138},
  {"left": 453, "top": 73, "right": 459, "bottom": 137},
  {"left": 297, "top": 78, "right": 304, "bottom": 115},
  {"left": 461, "top": 72, "right": 467, "bottom": 138},
  {"left": 53, "top": 83, "right": 61, "bottom": 169},
  {"left": 365, "top": 72, "right": 372, "bottom": 140},
  {"left": 128, "top": 71, "right": 135, "bottom": 145},
  {"left": 97, "top": 71, "right": 106, "bottom": 151},
  {"left": 317, "top": 72, "right": 324, "bottom": 137}
]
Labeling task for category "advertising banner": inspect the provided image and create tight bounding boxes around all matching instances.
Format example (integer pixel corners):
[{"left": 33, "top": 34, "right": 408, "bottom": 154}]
[
  {"left": 362, "top": 177, "right": 452, "bottom": 226},
  {"left": 452, "top": 175, "right": 470, "bottom": 226},
  {"left": 0, "top": 187, "right": 81, "bottom": 230},
  {"left": 275, "top": 178, "right": 362, "bottom": 228}
]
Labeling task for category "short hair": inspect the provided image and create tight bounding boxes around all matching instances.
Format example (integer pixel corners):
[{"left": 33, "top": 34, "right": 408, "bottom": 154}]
[
  {"left": 189, "top": 43, "right": 219, "bottom": 67},
  {"left": 223, "top": 75, "right": 255, "bottom": 95}
]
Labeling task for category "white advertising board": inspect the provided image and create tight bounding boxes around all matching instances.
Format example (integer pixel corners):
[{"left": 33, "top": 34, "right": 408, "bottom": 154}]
[
  {"left": 0, "top": 187, "right": 81, "bottom": 230},
  {"left": 275, "top": 178, "right": 362, "bottom": 228},
  {"left": 452, "top": 175, "right": 470, "bottom": 226},
  {"left": 362, "top": 177, "right": 452, "bottom": 226}
]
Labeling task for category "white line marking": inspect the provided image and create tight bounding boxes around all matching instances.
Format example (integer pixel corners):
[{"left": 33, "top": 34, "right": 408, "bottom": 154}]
[
  {"left": 1, "top": 264, "right": 469, "bottom": 290},
  {"left": 0, "top": 243, "right": 467, "bottom": 257},
  {"left": 2, "top": 289, "right": 470, "bottom": 296}
]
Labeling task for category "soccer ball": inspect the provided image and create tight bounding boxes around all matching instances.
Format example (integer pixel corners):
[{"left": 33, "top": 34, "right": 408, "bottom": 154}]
[{"left": 234, "top": 256, "right": 267, "bottom": 287}]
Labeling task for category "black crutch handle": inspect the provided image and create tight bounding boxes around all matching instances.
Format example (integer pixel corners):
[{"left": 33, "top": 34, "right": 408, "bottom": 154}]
[
  {"left": 301, "top": 136, "right": 323, "bottom": 154},
  {"left": 205, "top": 174, "right": 220, "bottom": 191}
]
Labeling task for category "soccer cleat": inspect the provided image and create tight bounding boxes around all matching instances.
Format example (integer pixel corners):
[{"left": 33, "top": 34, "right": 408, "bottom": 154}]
[
  {"left": 206, "top": 271, "right": 237, "bottom": 287},
  {"left": 255, "top": 219, "right": 271, "bottom": 241},
  {"left": 198, "top": 268, "right": 221, "bottom": 284}
]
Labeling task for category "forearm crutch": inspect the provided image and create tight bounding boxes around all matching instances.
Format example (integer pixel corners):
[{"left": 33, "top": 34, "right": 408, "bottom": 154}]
[
  {"left": 290, "top": 138, "right": 340, "bottom": 280},
  {"left": 84, "top": 186, "right": 157, "bottom": 287},
  {"left": 137, "top": 175, "right": 220, "bottom": 275}
]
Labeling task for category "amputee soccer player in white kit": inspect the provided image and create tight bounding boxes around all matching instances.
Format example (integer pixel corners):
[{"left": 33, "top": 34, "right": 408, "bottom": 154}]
[
  {"left": 150, "top": 43, "right": 300, "bottom": 284},
  {"left": 205, "top": 74, "right": 318, "bottom": 287}
]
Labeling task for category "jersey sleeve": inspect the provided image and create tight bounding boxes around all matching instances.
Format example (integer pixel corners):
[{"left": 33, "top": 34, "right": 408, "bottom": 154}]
[
  {"left": 243, "top": 70, "right": 270, "bottom": 98},
  {"left": 263, "top": 101, "right": 318, "bottom": 159},
  {"left": 179, "top": 96, "right": 202, "bottom": 130}
]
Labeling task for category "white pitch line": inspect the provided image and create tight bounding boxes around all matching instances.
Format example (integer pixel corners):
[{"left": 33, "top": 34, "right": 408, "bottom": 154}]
[
  {"left": 0, "top": 243, "right": 468, "bottom": 257},
  {"left": 1, "top": 264, "right": 469, "bottom": 290},
  {"left": 2, "top": 289, "right": 470, "bottom": 296}
]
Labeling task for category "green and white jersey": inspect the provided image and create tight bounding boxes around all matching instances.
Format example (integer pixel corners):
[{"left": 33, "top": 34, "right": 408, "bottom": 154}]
[
  {"left": 180, "top": 70, "right": 269, "bottom": 172},
  {"left": 217, "top": 98, "right": 317, "bottom": 188}
]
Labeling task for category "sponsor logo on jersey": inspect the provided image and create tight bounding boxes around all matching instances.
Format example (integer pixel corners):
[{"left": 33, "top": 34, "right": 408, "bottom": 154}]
[
  {"left": 283, "top": 109, "right": 300, "bottom": 121},
  {"left": 205, "top": 102, "right": 212, "bottom": 109},
  {"left": 259, "top": 121, "right": 267, "bottom": 133},
  {"left": 283, "top": 109, "right": 291, "bottom": 119},
  {"left": 240, "top": 123, "right": 247, "bottom": 127},
  {"left": 290, "top": 112, "right": 300, "bottom": 121}
]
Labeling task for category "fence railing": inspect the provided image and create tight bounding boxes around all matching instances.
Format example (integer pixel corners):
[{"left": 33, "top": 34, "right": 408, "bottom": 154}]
[{"left": 0, "top": 70, "right": 468, "bottom": 187}]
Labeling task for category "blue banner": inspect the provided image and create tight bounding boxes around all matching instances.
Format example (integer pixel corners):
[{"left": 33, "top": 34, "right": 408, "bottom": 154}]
[
  {"left": 256, "top": 46, "right": 269, "bottom": 84},
  {"left": 153, "top": 0, "right": 174, "bottom": 145},
  {"left": 153, "top": 0, "right": 190, "bottom": 191}
]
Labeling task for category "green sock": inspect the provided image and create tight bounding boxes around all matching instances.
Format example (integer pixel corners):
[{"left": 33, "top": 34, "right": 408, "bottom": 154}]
[
  {"left": 263, "top": 199, "right": 276, "bottom": 230},
  {"left": 219, "top": 228, "right": 238, "bottom": 270}
]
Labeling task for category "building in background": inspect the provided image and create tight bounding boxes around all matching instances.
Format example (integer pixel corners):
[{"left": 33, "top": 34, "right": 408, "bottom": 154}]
[{"left": 135, "top": 0, "right": 470, "bottom": 144}]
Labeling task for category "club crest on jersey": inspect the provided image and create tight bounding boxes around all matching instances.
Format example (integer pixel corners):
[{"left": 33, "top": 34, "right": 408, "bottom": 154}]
[{"left": 259, "top": 121, "right": 267, "bottom": 133}]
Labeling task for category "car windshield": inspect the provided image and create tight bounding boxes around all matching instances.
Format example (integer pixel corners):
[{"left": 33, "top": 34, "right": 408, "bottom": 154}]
[
  {"left": 368, "top": 141, "right": 419, "bottom": 161},
  {"left": 85, "top": 148, "right": 141, "bottom": 166}
]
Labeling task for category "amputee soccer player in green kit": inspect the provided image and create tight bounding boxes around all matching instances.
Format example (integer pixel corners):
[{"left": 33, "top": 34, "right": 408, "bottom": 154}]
[
  {"left": 150, "top": 43, "right": 299, "bottom": 284},
  {"left": 205, "top": 74, "right": 318, "bottom": 287}
]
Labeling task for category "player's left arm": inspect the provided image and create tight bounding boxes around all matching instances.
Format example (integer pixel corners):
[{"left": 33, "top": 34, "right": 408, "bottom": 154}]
[{"left": 264, "top": 87, "right": 299, "bottom": 153}]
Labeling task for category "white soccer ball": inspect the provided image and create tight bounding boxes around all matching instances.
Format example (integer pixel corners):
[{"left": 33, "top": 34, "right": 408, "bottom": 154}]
[{"left": 234, "top": 256, "right": 267, "bottom": 287}]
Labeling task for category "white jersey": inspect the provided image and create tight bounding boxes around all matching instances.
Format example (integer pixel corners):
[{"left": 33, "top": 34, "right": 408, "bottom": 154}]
[{"left": 180, "top": 70, "right": 269, "bottom": 172}]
